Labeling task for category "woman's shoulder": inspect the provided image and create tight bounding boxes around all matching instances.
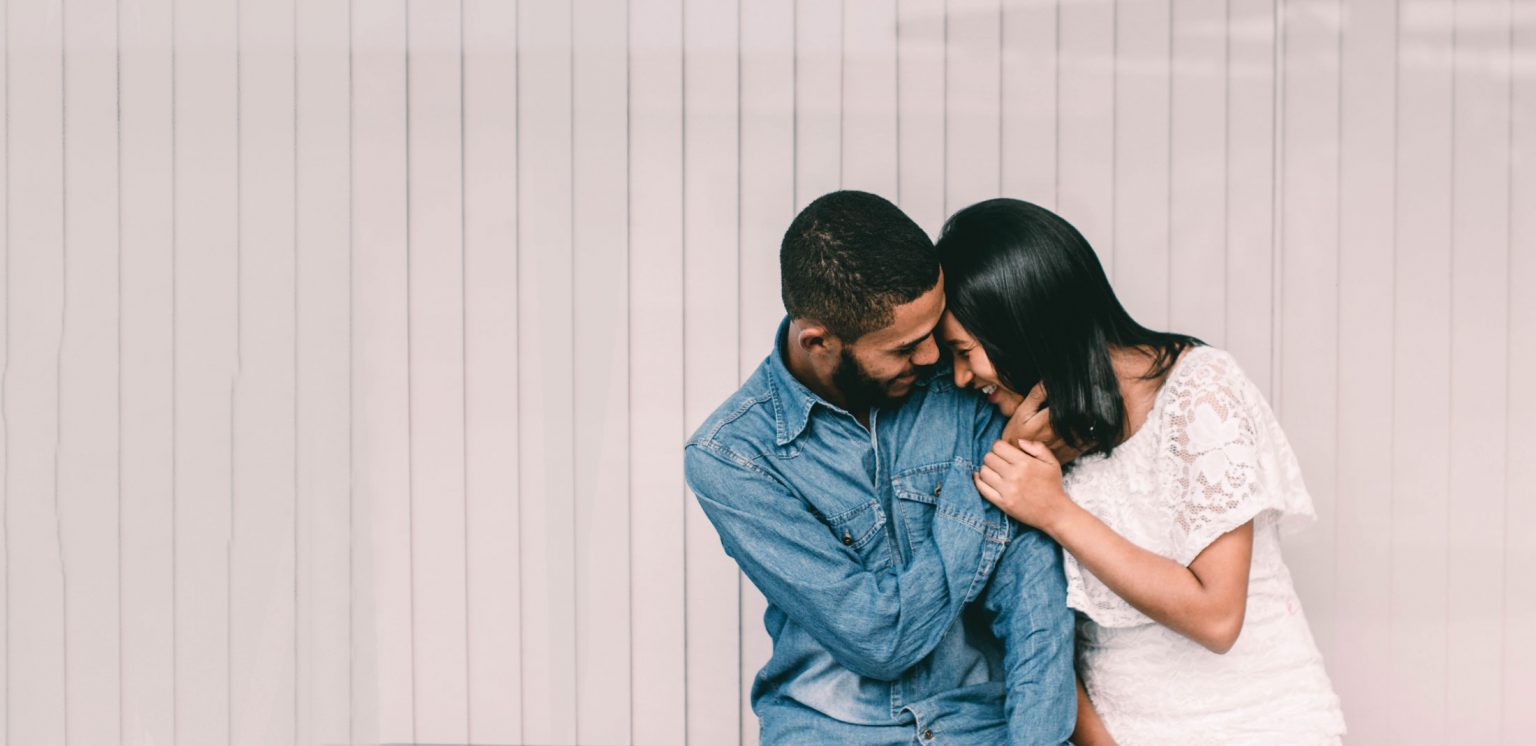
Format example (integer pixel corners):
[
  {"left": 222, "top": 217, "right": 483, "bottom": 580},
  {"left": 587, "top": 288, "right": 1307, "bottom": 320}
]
[{"left": 1159, "top": 345, "right": 1262, "bottom": 409}]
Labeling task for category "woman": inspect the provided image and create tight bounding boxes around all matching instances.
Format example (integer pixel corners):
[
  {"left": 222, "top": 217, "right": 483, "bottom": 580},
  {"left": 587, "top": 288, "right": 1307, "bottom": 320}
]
[{"left": 935, "top": 199, "right": 1345, "bottom": 744}]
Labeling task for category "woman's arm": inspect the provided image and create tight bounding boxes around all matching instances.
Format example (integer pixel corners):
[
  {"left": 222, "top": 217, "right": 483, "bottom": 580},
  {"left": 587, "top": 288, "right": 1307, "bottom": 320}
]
[
  {"left": 1072, "top": 677, "right": 1117, "bottom": 746},
  {"left": 975, "top": 439, "right": 1253, "bottom": 654}
]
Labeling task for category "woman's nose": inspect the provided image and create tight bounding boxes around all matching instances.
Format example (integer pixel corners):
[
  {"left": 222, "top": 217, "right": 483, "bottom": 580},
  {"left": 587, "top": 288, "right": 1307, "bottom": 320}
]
[{"left": 952, "top": 357, "right": 972, "bottom": 389}]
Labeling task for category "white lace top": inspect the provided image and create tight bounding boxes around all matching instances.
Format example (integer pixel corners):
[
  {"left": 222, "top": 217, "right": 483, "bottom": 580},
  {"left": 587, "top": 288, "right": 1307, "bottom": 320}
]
[{"left": 1061, "top": 346, "right": 1346, "bottom": 745}]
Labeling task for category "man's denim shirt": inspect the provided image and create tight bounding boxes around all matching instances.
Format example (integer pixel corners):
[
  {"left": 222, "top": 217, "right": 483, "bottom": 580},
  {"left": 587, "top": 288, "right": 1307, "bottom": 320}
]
[{"left": 684, "top": 320, "right": 1076, "bottom": 745}]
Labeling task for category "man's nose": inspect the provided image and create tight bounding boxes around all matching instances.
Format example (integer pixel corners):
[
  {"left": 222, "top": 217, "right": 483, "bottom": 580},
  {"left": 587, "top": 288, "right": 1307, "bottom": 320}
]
[{"left": 912, "top": 335, "right": 941, "bottom": 367}]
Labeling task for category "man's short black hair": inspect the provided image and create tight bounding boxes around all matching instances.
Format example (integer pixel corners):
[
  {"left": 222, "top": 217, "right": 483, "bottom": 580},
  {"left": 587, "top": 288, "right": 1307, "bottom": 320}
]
[{"left": 780, "top": 190, "right": 939, "bottom": 343}]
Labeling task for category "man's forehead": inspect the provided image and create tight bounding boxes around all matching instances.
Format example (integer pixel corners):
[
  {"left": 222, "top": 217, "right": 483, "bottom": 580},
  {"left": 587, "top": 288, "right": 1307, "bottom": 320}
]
[{"left": 863, "top": 286, "right": 945, "bottom": 349}]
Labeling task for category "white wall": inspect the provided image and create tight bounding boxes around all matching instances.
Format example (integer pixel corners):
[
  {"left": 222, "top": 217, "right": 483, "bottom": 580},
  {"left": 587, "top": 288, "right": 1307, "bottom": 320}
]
[{"left": 1, "top": 0, "right": 1531, "bottom": 744}]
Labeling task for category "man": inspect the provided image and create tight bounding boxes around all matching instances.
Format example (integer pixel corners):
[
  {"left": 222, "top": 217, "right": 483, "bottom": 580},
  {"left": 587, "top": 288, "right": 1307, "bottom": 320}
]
[{"left": 684, "top": 191, "right": 1075, "bottom": 744}]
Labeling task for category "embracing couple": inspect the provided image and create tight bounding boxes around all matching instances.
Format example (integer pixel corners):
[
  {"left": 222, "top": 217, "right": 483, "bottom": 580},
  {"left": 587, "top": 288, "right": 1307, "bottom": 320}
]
[{"left": 684, "top": 191, "right": 1346, "bottom": 745}]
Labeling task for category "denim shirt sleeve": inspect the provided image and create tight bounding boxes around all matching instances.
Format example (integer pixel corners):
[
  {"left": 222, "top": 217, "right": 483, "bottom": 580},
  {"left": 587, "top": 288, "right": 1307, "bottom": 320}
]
[
  {"left": 970, "top": 387, "right": 1077, "bottom": 742},
  {"left": 979, "top": 526, "right": 1077, "bottom": 744},
  {"left": 684, "top": 440, "right": 993, "bottom": 682}
]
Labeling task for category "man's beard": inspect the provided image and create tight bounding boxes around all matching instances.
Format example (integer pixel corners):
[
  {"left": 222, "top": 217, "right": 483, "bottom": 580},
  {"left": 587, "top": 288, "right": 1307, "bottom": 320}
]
[{"left": 831, "top": 347, "right": 912, "bottom": 412}]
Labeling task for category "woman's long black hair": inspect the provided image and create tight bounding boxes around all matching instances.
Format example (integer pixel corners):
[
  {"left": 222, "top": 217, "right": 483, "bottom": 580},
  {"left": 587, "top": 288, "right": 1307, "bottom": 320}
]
[{"left": 936, "top": 198, "right": 1203, "bottom": 458}]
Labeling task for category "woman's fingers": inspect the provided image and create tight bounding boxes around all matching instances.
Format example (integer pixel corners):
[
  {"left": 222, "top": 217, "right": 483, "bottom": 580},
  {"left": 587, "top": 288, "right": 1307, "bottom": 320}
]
[
  {"left": 1015, "top": 438, "right": 1060, "bottom": 467},
  {"left": 973, "top": 471, "right": 1005, "bottom": 505}
]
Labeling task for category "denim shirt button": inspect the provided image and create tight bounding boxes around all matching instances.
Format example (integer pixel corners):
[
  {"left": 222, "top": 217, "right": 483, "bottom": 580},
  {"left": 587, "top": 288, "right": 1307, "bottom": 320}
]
[
  {"left": 932, "top": 483, "right": 942, "bottom": 497},
  {"left": 922, "top": 728, "right": 934, "bottom": 740},
  {"left": 841, "top": 530, "right": 853, "bottom": 546}
]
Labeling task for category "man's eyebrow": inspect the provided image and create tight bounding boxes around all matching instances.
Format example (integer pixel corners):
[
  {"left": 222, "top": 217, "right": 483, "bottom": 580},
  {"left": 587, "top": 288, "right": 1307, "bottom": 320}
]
[{"left": 895, "top": 331, "right": 933, "bottom": 350}]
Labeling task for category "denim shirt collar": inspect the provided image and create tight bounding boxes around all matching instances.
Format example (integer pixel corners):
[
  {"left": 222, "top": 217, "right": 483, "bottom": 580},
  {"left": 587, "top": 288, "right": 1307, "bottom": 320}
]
[
  {"left": 766, "top": 317, "right": 826, "bottom": 446},
  {"left": 765, "top": 316, "right": 947, "bottom": 447}
]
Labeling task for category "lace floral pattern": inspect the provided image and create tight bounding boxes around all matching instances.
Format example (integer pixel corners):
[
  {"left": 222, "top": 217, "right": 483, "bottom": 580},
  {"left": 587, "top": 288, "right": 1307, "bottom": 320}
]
[
  {"left": 1058, "top": 346, "right": 1344, "bottom": 742},
  {"left": 1062, "top": 346, "right": 1315, "bottom": 627}
]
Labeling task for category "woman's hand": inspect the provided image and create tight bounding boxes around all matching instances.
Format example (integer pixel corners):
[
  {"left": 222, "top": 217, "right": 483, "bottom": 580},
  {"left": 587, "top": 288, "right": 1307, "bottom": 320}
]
[
  {"left": 999, "top": 384, "right": 1082, "bottom": 464},
  {"left": 973, "top": 438, "right": 1074, "bottom": 532}
]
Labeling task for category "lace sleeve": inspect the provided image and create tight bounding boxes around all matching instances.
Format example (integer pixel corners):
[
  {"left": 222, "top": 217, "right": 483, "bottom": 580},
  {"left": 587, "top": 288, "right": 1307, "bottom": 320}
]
[{"left": 1160, "top": 350, "right": 1314, "bottom": 566}]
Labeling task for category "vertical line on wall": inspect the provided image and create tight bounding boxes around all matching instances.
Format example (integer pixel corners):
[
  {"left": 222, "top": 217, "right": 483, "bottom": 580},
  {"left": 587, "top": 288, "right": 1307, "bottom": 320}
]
[
  {"left": 679, "top": 1, "right": 690, "bottom": 741},
  {"left": 568, "top": 0, "right": 579, "bottom": 735},
  {"left": 1330, "top": 0, "right": 1343, "bottom": 664},
  {"left": 55, "top": 2, "right": 73, "bottom": 742},
  {"left": 895, "top": 0, "right": 902, "bottom": 204},
  {"left": 345, "top": 0, "right": 356, "bottom": 739},
  {"left": 997, "top": 0, "right": 1003, "bottom": 196},
  {"left": 1498, "top": 1, "right": 1514, "bottom": 739},
  {"left": 512, "top": 3, "right": 524, "bottom": 740},
  {"left": 1111, "top": 0, "right": 1120, "bottom": 280},
  {"left": 402, "top": 0, "right": 417, "bottom": 739},
  {"left": 734, "top": 2, "right": 745, "bottom": 737},
  {"left": 1444, "top": 0, "right": 1458, "bottom": 720},
  {"left": 2, "top": 0, "right": 9, "bottom": 737},
  {"left": 1386, "top": 0, "right": 1400, "bottom": 652},
  {"left": 839, "top": 0, "right": 845, "bottom": 188},
  {"left": 1165, "top": 0, "right": 1173, "bottom": 326},
  {"left": 943, "top": 0, "right": 949, "bottom": 216},
  {"left": 624, "top": 0, "right": 635, "bottom": 739},
  {"left": 457, "top": 0, "right": 471, "bottom": 737},
  {"left": 1222, "top": 0, "right": 1231, "bottom": 344},
  {"left": 114, "top": 0, "right": 125, "bottom": 739},
  {"left": 1269, "top": 0, "right": 1284, "bottom": 410},
  {"left": 169, "top": 0, "right": 179, "bottom": 739},
  {"left": 1053, "top": 0, "right": 1060, "bottom": 207},
  {"left": 229, "top": 0, "right": 243, "bottom": 735},
  {"left": 292, "top": 0, "right": 302, "bottom": 740}
]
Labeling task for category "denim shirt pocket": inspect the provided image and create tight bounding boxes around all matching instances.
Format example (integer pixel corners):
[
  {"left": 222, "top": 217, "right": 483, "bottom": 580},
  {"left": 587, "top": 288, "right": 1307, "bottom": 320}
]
[
  {"left": 890, "top": 462, "right": 946, "bottom": 551},
  {"left": 822, "top": 499, "right": 891, "bottom": 572}
]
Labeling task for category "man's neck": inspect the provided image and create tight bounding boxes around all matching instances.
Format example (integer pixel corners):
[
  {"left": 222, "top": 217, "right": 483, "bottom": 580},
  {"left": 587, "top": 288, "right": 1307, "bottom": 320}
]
[{"left": 782, "top": 321, "right": 857, "bottom": 415}]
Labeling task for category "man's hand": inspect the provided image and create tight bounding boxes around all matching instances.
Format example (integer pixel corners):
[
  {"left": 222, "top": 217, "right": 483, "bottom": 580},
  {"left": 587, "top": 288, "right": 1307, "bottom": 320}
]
[{"left": 999, "top": 384, "right": 1082, "bottom": 464}]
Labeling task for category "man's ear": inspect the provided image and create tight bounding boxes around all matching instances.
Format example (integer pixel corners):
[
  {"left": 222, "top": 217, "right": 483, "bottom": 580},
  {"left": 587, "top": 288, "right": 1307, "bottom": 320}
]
[{"left": 794, "top": 322, "right": 839, "bottom": 357}]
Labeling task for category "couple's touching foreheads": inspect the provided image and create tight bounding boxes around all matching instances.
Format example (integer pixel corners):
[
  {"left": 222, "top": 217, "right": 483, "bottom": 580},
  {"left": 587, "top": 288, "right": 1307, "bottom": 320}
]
[{"left": 683, "top": 192, "right": 1346, "bottom": 745}]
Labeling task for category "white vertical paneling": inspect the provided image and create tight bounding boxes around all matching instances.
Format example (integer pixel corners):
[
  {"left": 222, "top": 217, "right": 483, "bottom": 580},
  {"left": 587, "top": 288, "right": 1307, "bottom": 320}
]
[
  {"left": 1167, "top": 0, "right": 1227, "bottom": 344},
  {"left": 628, "top": 0, "right": 688, "bottom": 741},
  {"left": 1112, "top": 0, "right": 1171, "bottom": 327},
  {"left": 60, "top": 0, "right": 121, "bottom": 740},
  {"left": 1000, "top": 0, "right": 1057, "bottom": 208},
  {"left": 294, "top": 0, "right": 353, "bottom": 740},
  {"left": 1056, "top": 0, "right": 1115, "bottom": 267},
  {"left": 230, "top": 0, "right": 298, "bottom": 742},
  {"left": 6, "top": 5, "right": 1536, "bottom": 743},
  {"left": 119, "top": 0, "right": 177, "bottom": 741},
  {"left": 6, "top": 0, "right": 69, "bottom": 743},
  {"left": 896, "top": 0, "right": 945, "bottom": 234},
  {"left": 1224, "top": 0, "right": 1276, "bottom": 396},
  {"left": 683, "top": 1, "right": 742, "bottom": 743},
  {"left": 945, "top": 0, "right": 1001, "bottom": 214},
  {"left": 1445, "top": 0, "right": 1511, "bottom": 736},
  {"left": 572, "top": 0, "right": 632, "bottom": 743},
  {"left": 0, "top": 0, "right": 8, "bottom": 735},
  {"left": 1332, "top": 0, "right": 1396, "bottom": 736},
  {"left": 173, "top": 0, "right": 239, "bottom": 740},
  {"left": 738, "top": 3, "right": 795, "bottom": 743},
  {"left": 517, "top": 0, "right": 577, "bottom": 741},
  {"left": 1504, "top": 6, "right": 1536, "bottom": 734},
  {"left": 405, "top": 0, "right": 469, "bottom": 738},
  {"left": 351, "top": 0, "right": 412, "bottom": 738},
  {"left": 1391, "top": 0, "right": 1455, "bottom": 737},
  {"left": 843, "top": 0, "right": 899, "bottom": 197},
  {"left": 1277, "top": 0, "right": 1340, "bottom": 657},
  {"left": 796, "top": 0, "right": 843, "bottom": 204},
  {"left": 461, "top": 0, "right": 521, "bottom": 741}
]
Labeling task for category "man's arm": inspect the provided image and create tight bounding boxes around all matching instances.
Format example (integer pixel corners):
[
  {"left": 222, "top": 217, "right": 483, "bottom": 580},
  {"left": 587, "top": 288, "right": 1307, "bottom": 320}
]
[
  {"left": 980, "top": 526, "right": 1077, "bottom": 744},
  {"left": 969, "top": 392, "right": 1076, "bottom": 743},
  {"left": 685, "top": 440, "right": 992, "bottom": 681}
]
